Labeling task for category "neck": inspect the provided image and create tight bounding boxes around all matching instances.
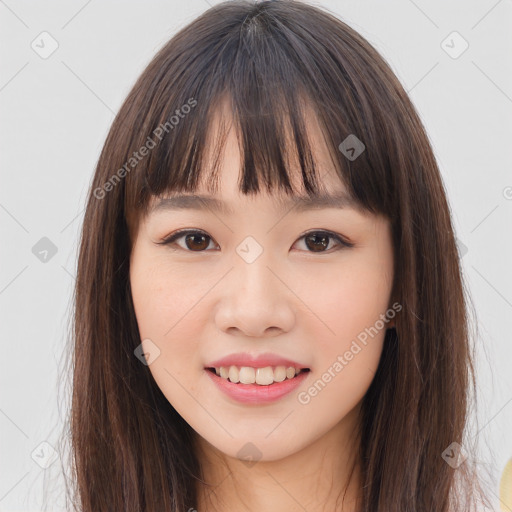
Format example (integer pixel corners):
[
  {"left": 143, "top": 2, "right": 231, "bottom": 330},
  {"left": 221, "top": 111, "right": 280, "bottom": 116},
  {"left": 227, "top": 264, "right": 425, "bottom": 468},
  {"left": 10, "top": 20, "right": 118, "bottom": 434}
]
[{"left": 193, "top": 405, "right": 363, "bottom": 512}]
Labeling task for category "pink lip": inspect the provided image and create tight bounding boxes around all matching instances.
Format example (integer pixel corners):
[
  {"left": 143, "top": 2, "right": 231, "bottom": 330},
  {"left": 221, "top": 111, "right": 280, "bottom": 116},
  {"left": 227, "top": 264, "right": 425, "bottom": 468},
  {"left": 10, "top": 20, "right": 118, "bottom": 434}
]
[
  {"left": 205, "top": 352, "right": 309, "bottom": 370},
  {"left": 205, "top": 368, "right": 310, "bottom": 404}
]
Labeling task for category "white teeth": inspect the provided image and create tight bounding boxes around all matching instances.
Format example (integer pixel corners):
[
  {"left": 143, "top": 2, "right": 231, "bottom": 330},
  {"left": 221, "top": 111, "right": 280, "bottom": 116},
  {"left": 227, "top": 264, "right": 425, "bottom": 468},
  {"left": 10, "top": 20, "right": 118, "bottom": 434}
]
[
  {"left": 256, "top": 367, "right": 273, "bottom": 385},
  {"left": 239, "top": 367, "right": 255, "bottom": 384},
  {"left": 211, "top": 365, "right": 305, "bottom": 385},
  {"left": 228, "top": 366, "right": 239, "bottom": 383},
  {"left": 273, "top": 366, "right": 287, "bottom": 382}
]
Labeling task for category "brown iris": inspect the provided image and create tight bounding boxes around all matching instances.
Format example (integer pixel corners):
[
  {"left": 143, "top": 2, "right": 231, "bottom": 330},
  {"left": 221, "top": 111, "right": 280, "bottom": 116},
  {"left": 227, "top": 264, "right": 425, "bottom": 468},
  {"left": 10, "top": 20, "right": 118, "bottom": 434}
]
[
  {"left": 184, "top": 233, "right": 210, "bottom": 251},
  {"left": 304, "top": 233, "right": 330, "bottom": 252}
]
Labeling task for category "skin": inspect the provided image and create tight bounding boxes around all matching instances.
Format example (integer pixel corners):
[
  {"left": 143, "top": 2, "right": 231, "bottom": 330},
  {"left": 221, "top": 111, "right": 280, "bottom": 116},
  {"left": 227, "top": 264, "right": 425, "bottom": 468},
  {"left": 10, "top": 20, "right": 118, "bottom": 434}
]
[{"left": 129, "top": 105, "right": 395, "bottom": 512}]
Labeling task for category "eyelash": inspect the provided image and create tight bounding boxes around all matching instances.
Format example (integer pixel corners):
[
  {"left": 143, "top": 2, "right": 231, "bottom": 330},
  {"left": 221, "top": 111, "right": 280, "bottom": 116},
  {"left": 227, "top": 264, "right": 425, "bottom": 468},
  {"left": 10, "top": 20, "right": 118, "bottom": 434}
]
[{"left": 157, "top": 229, "right": 354, "bottom": 254}]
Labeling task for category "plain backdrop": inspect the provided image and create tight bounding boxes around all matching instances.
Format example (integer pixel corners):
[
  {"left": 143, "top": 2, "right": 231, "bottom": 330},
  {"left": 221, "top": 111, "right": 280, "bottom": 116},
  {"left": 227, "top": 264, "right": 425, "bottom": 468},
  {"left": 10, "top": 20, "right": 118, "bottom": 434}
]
[{"left": 1, "top": 0, "right": 511, "bottom": 510}]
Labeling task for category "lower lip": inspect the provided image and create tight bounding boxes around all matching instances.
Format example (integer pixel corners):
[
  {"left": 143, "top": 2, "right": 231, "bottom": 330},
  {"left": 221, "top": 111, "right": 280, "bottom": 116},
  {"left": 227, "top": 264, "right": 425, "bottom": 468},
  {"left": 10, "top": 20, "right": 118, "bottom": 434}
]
[{"left": 205, "top": 368, "right": 310, "bottom": 404}]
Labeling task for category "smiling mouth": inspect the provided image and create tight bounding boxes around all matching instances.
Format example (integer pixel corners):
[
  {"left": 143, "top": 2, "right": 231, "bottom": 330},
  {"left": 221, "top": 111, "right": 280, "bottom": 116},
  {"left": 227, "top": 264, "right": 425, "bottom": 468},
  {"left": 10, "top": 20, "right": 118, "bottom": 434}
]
[{"left": 206, "top": 366, "right": 310, "bottom": 386}]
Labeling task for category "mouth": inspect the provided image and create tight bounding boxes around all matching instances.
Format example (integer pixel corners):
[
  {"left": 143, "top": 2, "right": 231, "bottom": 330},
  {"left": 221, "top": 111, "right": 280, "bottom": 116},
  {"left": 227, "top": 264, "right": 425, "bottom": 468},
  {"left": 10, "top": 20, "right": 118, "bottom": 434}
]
[{"left": 205, "top": 366, "right": 311, "bottom": 386}]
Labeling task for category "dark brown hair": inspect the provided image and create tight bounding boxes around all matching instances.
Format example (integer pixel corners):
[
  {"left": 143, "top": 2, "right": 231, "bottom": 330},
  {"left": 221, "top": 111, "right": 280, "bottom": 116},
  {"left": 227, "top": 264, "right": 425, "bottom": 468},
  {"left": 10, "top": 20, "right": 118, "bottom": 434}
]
[{"left": 56, "top": 0, "right": 492, "bottom": 510}]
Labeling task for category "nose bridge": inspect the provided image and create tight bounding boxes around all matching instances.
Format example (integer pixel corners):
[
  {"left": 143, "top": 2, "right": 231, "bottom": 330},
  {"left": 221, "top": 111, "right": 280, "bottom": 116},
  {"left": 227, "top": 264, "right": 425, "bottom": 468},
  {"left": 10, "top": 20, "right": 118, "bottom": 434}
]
[
  {"left": 233, "top": 235, "right": 277, "bottom": 302},
  {"left": 215, "top": 236, "right": 295, "bottom": 336}
]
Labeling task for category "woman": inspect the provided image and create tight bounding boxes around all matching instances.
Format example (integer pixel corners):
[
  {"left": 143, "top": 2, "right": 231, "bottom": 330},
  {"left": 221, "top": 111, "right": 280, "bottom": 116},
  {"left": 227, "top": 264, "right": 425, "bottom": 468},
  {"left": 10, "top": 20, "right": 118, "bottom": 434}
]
[{"left": 62, "top": 1, "right": 491, "bottom": 510}]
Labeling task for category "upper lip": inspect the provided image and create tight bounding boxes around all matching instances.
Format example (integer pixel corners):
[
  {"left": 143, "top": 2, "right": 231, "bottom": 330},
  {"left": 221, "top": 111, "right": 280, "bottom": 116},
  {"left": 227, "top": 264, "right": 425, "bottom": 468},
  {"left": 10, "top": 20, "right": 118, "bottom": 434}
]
[{"left": 206, "top": 352, "right": 310, "bottom": 370}]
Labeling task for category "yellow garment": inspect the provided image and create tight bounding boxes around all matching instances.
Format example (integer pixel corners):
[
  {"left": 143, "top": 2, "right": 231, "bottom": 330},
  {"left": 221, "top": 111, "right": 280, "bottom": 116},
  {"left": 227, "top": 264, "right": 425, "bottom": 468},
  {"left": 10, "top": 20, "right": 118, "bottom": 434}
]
[{"left": 501, "top": 457, "right": 512, "bottom": 511}]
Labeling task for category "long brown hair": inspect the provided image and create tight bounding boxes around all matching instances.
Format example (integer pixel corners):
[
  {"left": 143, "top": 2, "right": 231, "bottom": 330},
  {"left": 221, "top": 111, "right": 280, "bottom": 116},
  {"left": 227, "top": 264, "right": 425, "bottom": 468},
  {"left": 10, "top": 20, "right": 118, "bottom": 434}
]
[{"left": 57, "top": 1, "right": 492, "bottom": 510}]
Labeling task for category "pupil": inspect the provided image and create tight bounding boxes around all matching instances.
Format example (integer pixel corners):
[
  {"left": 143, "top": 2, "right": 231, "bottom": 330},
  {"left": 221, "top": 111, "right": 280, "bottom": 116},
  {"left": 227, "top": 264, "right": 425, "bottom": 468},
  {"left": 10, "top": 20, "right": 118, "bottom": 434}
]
[
  {"left": 306, "top": 234, "right": 328, "bottom": 252},
  {"left": 186, "top": 234, "right": 209, "bottom": 251}
]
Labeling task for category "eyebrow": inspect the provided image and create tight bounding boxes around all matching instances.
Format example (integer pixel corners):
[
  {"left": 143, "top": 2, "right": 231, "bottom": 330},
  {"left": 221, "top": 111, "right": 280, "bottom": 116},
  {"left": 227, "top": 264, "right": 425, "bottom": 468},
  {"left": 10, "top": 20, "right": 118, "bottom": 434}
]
[{"left": 149, "top": 192, "right": 358, "bottom": 216}]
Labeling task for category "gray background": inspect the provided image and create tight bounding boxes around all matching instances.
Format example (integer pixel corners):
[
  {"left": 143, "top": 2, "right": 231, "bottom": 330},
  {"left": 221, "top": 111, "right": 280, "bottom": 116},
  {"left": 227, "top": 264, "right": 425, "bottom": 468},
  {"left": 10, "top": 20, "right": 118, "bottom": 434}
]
[{"left": 1, "top": 0, "right": 511, "bottom": 510}]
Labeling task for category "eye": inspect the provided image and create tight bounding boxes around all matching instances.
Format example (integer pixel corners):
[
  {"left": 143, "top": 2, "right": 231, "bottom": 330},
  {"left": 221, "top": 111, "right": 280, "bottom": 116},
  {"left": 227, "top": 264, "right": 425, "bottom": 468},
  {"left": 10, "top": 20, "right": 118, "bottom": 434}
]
[
  {"left": 292, "top": 230, "right": 354, "bottom": 253},
  {"left": 157, "top": 229, "right": 353, "bottom": 253},
  {"left": 157, "top": 229, "right": 218, "bottom": 252}
]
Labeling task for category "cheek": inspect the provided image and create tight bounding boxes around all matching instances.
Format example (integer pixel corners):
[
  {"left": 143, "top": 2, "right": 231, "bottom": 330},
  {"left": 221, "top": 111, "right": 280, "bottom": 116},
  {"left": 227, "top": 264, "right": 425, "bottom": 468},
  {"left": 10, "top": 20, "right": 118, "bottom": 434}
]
[
  {"left": 129, "top": 253, "right": 209, "bottom": 372},
  {"left": 294, "top": 252, "right": 392, "bottom": 386},
  {"left": 295, "top": 267, "right": 389, "bottom": 418},
  {"left": 299, "top": 260, "right": 392, "bottom": 340}
]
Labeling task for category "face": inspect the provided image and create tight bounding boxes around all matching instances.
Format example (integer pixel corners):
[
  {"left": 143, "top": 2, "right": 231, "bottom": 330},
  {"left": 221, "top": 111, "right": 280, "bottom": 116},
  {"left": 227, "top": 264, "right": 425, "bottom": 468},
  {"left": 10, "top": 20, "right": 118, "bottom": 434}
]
[{"left": 129, "top": 110, "right": 395, "bottom": 465}]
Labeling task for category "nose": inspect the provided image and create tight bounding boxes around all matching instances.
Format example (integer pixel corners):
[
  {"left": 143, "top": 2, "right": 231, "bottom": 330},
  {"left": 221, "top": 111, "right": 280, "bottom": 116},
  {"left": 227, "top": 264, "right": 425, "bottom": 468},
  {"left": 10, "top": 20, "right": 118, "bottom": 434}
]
[{"left": 214, "top": 251, "right": 296, "bottom": 338}]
